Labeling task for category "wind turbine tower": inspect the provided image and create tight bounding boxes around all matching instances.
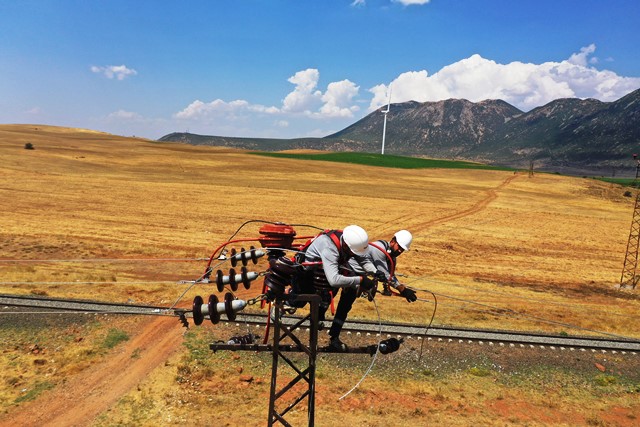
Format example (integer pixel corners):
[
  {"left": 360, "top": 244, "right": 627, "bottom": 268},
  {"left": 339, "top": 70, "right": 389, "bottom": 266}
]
[{"left": 381, "top": 86, "right": 391, "bottom": 155}]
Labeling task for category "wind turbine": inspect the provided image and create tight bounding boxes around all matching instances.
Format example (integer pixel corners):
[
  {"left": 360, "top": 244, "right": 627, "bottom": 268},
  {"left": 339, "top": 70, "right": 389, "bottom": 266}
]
[{"left": 380, "top": 85, "right": 392, "bottom": 155}]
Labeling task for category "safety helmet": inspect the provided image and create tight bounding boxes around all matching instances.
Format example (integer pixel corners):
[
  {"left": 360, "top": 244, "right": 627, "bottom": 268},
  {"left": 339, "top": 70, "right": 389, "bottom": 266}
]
[
  {"left": 342, "top": 225, "right": 369, "bottom": 256},
  {"left": 393, "top": 230, "right": 412, "bottom": 251}
]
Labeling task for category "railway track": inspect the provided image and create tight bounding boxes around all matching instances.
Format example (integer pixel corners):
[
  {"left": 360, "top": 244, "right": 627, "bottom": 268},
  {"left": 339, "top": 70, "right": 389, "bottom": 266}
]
[{"left": 2, "top": 293, "right": 639, "bottom": 354}]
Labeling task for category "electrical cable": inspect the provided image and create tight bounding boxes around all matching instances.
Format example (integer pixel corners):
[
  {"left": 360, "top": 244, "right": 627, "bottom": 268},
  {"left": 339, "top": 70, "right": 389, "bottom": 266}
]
[
  {"left": 416, "top": 290, "right": 438, "bottom": 362},
  {"left": 0, "top": 281, "right": 178, "bottom": 286},
  {"left": 420, "top": 276, "right": 640, "bottom": 320},
  {"left": 0, "top": 310, "right": 177, "bottom": 317},
  {"left": 400, "top": 273, "right": 638, "bottom": 339},
  {"left": 408, "top": 283, "right": 634, "bottom": 340},
  {"left": 339, "top": 296, "right": 382, "bottom": 401},
  {"left": 0, "top": 257, "right": 207, "bottom": 263}
]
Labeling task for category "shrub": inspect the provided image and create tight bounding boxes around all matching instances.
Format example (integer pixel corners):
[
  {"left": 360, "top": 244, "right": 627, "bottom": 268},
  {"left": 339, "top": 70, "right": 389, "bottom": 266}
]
[
  {"left": 102, "top": 328, "right": 129, "bottom": 349},
  {"left": 594, "top": 374, "right": 617, "bottom": 386},
  {"left": 24, "top": 142, "right": 35, "bottom": 150},
  {"left": 467, "top": 367, "right": 491, "bottom": 377}
]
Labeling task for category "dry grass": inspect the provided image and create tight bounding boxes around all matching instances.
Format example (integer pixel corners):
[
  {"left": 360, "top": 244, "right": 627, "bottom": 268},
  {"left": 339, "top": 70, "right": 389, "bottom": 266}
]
[{"left": 1, "top": 124, "right": 639, "bottom": 425}]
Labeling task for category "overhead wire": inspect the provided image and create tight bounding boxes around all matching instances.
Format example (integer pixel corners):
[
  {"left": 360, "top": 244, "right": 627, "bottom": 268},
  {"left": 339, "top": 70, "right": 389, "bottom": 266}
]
[
  {"left": 420, "top": 276, "right": 640, "bottom": 320},
  {"left": 405, "top": 280, "right": 635, "bottom": 340},
  {"left": 339, "top": 295, "right": 382, "bottom": 401},
  {"left": 0, "top": 257, "right": 206, "bottom": 263},
  {"left": 0, "top": 281, "right": 178, "bottom": 286}
]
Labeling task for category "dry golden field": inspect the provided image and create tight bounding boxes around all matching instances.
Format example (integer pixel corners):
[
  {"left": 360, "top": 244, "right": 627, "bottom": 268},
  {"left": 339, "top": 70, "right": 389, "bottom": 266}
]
[{"left": 1, "top": 124, "right": 639, "bottom": 426}]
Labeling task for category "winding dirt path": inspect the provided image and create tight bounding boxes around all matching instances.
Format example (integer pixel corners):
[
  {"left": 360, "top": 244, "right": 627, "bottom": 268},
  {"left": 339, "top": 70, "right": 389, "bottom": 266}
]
[
  {"left": 371, "top": 173, "right": 519, "bottom": 237},
  {"left": 0, "top": 317, "right": 184, "bottom": 427},
  {"left": 416, "top": 173, "right": 519, "bottom": 229}
]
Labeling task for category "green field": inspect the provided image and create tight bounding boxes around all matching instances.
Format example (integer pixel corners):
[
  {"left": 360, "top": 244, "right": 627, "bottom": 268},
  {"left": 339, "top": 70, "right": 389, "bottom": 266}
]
[
  {"left": 597, "top": 177, "right": 640, "bottom": 187},
  {"left": 252, "top": 151, "right": 514, "bottom": 170}
]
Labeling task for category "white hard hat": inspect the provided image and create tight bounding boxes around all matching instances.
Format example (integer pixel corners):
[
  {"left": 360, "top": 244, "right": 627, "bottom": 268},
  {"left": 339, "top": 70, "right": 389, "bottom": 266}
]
[
  {"left": 342, "top": 225, "right": 369, "bottom": 256},
  {"left": 394, "top": 230, "right": 412, "bottom": 251}
]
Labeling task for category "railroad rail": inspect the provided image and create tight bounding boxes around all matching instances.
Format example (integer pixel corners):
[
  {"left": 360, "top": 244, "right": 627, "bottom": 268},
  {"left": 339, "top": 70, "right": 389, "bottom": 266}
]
[{"left": 2, "top": 293, "right": 639, "bottom": 353}]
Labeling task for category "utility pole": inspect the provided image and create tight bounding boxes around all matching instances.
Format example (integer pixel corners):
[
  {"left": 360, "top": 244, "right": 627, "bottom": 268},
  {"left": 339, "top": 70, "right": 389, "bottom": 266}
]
[
  {"left": 528, "top": 159, "right": 535, "bottom": 177},
  {"left": 619, "top": 154, "right": 640, "bottom": 289}
]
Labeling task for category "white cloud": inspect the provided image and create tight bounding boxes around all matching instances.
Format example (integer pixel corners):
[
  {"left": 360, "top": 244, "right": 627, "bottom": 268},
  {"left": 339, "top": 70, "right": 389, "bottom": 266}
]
[
  {"left": 369, "top": 45, "right": 640, "bottom": 112},
  {"left": 91, "top": 65, "right": 138, "bottom": 80},
  {"left": 567, "top": 44, "right": 597, "bottom": 66},
  {"left": 175, "top": 68, "right": 361, "bottom": 127},
  {"left": 318, "top": 80, "right": 360, "bottom": 118},
  {"left": 281, "top": 69, "right": 323, "bottom": 114},
  {"left": 174, "top": 99, "right": 275, "bottom": 120},
  {"left": 24, "top": 107, "right": 42, "bottom": 115},
  {"left": 393, "top": 0, "right": 431, "bottom": 5},
  {"left": 106, "top": 110, "right": 143, "bottom": 121},
  {"left": 351, "top": 0, "right": 366, "bottom": 7}
]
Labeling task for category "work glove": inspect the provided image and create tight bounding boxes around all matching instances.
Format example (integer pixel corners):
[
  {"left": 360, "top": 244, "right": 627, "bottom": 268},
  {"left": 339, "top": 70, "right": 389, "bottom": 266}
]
[
  {"left": 400, "top": 287, "right": 417, "bottom": 302},
  {"left": 374, "top": 270, "right": 387, "bottom": 283},
  {"left": 359, "top": 275, "right": 376, "bottom": 292}
]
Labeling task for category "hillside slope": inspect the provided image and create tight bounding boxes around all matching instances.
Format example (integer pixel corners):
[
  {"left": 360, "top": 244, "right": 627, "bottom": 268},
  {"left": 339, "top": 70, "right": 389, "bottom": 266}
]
[{"left": 160, "top": 88, "right": 640, "bottom": 173}]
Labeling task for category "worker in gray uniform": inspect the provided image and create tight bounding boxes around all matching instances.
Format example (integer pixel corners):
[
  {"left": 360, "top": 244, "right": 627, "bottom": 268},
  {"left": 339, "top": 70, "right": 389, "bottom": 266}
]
[
  {"left": 293, "top": 225, "right": 380, "bottom": 351},
  {"left": 347, "top": 229, "right": 417, "bottom": 302}
]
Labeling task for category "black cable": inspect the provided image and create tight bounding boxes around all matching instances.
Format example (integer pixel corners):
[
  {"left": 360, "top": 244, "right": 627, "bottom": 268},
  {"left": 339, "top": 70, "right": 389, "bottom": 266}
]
[{"left": 416, "top": 290, "right": 437, "bottom": 362}]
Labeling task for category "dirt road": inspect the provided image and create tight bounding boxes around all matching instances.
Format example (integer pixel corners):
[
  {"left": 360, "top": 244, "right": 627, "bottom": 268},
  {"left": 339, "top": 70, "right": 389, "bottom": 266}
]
[{"left": 0, "top": 317, "right": 184, "bottom": 426}]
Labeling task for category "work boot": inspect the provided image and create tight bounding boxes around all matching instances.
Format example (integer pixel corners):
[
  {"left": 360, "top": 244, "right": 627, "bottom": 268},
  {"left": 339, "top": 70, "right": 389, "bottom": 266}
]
[{"left": 328, "top": 336, "right": 348, "bottom": 352}]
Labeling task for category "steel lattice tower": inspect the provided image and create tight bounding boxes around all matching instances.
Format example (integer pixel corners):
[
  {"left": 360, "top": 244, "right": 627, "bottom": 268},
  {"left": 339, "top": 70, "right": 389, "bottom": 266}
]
[
  {"left": 620, "top": 192, "right": 640, "bottom": 289},
  {"left": 620, "top": 157, "right": 640, "bottom": 289}
]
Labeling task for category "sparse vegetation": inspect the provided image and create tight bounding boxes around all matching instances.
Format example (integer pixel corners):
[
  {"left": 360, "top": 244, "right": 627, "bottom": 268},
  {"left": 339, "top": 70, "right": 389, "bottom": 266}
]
[
  {"left": 1, "top": 124, "right": 639, "bottom": 426},
  {"left": 14, "top": 381, "right": 53, "bottom": 403},
  {"left": 467, "top": 366, "right": 492, "bottom": 377},
  {"left": 103, "top": 328, "right": 129, "bottom": 349}
]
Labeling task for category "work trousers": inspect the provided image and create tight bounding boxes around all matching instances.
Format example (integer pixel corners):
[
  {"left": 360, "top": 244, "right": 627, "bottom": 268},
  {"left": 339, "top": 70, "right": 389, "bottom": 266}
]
[{"left": 328, "top": 286, "right": 357, "bottom": 339}]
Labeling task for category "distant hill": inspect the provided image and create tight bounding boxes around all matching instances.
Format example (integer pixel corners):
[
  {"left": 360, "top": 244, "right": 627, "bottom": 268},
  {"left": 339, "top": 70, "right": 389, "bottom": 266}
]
[{"left": 159, "top": 88, "right": 640, "bottom": 174}]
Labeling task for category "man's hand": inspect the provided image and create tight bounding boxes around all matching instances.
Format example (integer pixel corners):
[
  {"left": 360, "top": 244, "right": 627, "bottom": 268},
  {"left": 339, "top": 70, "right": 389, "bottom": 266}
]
[
  {"left": 374, "top": 270, "right": 387, "bottom": 282},
  {"left": 360, "top": 275, "right": 376, "bottom": 291},
  {"left": 399, "top": 286, "right": 417, "bottom": 302}
]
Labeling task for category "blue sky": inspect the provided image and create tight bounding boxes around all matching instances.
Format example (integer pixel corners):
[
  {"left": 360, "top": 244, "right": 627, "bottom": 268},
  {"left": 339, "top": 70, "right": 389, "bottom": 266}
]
[{"left": 1, "top": 0, "right": 639, "bottom": 140}]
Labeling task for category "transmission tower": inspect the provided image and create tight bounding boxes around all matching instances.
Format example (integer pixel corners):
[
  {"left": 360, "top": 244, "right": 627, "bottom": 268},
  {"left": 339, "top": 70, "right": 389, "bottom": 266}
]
[
  {"left": 528, "top": 159, "right": 535, "bottom": 177},
  {"left": 619, "top": 155, "right": 640, "bottom": 289}
]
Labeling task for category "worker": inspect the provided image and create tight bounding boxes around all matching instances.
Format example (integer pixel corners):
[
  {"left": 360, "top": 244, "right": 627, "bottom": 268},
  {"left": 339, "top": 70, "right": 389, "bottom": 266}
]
[
  {"left": 332, "top": 229, "right": 416, "bottom": 350},
  {"left": 365, "top": 230, "right": 417, "bottom": 302},
  {"left": 292, "top": 225, "right": 380, "bottom": 351}
]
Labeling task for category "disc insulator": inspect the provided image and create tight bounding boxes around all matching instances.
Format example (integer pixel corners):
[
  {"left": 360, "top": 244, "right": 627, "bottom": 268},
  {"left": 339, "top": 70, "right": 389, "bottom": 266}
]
[
  {"left": 208, "top": 294, "right": 220, "bottom": 324},
  {"left": 192, "top": 295, "right": 204, "bottom": 326}
]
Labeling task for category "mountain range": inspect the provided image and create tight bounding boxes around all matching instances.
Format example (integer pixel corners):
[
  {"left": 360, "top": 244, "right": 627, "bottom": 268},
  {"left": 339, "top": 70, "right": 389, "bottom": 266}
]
[{"left": 159, "top": 88, "right": 640, "bottom": 175}]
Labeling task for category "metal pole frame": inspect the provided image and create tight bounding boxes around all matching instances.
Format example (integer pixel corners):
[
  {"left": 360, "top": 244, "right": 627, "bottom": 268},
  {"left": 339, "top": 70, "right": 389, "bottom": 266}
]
[
  {"left": 619, "top": 158, "right": 640, "bottom": 289},
  {"left": 620, "top": 191, "right": 640, "bottom": 289},
  {"left": 268, "top": 294, "right": 320, "bottom": 427}
]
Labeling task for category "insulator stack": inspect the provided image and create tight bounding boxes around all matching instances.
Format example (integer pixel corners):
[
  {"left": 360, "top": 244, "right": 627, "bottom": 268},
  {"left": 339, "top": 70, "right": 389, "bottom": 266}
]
[
  {"left": 214, "top": 267, "right": 259, "bottom": 292},
  {"left": 263, "top": 256, "right": 299, "bottom": 298},
  {"left": 229, "top": 246, "right": 265, "bottom": 267},
  {"left": 258, "top": 222, "right": 297, "bottom": 249},
  {"left": 192, "top": 292, "right": 246, "bottom": 325}
]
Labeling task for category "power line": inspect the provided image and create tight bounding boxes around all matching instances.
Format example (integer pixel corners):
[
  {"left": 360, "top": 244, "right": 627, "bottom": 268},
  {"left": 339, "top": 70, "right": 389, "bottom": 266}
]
[
  {"left": 417, "top": 276, "right": 640, "bottom": 320},
  {"left": 0, "top": 257, "right": 207, "bottom": 263}
]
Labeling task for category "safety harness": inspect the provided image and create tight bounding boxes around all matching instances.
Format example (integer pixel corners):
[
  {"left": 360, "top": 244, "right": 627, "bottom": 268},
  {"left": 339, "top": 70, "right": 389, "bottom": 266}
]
[{"left": 296, "top": 229, "right": 344, "bottom": 314}]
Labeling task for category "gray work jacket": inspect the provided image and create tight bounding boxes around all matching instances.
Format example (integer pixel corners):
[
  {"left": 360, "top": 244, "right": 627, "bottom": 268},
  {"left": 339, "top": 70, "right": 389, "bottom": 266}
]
[
  {"left": 303, "top": 233, "right": 376, "bottom": 289},
  {"left": 346, "top": 240, "right": 400, "bottom": 288}
]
